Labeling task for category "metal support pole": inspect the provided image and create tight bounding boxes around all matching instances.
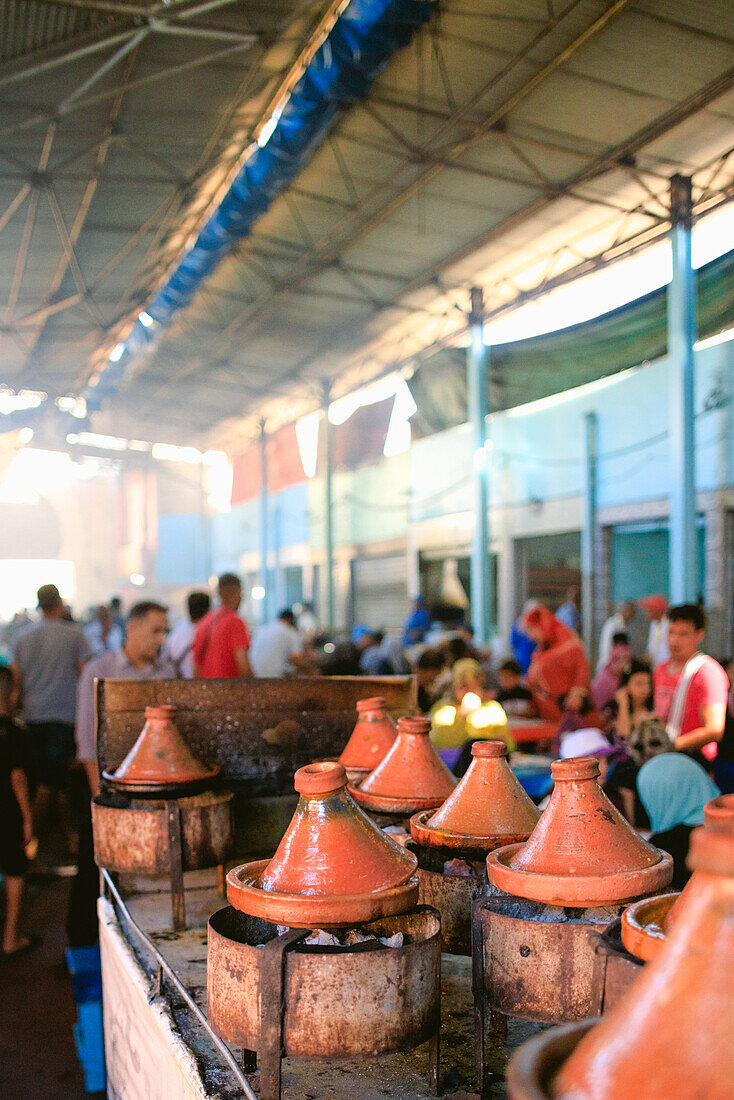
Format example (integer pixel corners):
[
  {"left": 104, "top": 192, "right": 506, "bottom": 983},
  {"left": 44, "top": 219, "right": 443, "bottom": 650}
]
[
  {"left": 468, "top": 287, "right": 493, "bottom": 643},
  {"left": 581, "top": 412, "right": 598, "bottom": 661},
  {"left": 165, "top": 799, "right": 186, "bottom": 932},
  {"left": 322, "top": 382, "right": 335, "bottom": 631},
  {"left": 667, "top": 174, "right": 698, "bottom": 604},
  {"left": 259, "top": 418, "right": 269, "bottom": 623}
]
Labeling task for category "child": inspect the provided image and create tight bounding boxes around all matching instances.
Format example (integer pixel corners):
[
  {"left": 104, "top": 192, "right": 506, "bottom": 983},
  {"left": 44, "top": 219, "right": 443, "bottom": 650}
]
[
  {"left": 0, "top": 665, "right": 34, "bottom": 954},
  {"left": 551, "top": 686, "right": 597, "bottom": 756},
  {"left": 496, "top": 659, "right": 536, "bottom": 717}
]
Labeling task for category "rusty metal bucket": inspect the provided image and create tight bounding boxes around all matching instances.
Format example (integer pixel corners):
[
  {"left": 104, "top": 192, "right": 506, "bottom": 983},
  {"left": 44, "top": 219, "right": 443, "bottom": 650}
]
[
  {"left": 207, "top": 903, "right": 441, "bottom": 1099},
  {"left": 406, "top": 839, "right": 486, "bottom": 956},
  {"left": 92, "top": 790, "right": 233, "bottom": 874},
  {"left": 472, "top": 891, "right": 641, "bottom": 1026},
  {"left": 92, "top": 789, "right": 233, "bottom": 931},
  {"left": 472, "top": 889, "right": 644, "bottom": 1093}
]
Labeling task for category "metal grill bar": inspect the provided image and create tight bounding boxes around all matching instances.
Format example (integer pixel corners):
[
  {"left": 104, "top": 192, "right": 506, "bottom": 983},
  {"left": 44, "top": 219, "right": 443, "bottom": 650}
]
[{"left": 100, "top": 868, "right": 259, "bottom": 1100}]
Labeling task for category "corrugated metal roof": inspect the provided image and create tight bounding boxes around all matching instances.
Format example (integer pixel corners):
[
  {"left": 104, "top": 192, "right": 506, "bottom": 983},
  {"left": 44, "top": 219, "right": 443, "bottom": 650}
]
[
  {"left": 0, "top": 0, "right": 732, "bottom": 447},
  {"left": 0, "top": 0, "right": 104, "bottom": 63}
]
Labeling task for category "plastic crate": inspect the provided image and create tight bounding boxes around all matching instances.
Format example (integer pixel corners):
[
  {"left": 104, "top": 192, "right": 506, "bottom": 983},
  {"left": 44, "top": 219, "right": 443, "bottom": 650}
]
[
  {"left": 73, "top": 1001, "right": 105, "bottom": 1093},
  {"left": 513, "top": 766, "right": 553, "bottom": 800},
  {"left": 66, "top": 945, "right": 103, "bottom": 1004},
  {"left": 66, "top": 946, "right": 105, "bottom": 1092}
]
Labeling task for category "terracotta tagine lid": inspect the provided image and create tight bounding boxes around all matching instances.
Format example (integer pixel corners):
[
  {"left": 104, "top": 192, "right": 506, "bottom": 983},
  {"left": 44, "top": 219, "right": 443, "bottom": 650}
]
[
  {"left": 348, "top": 716, "right": 457, "bottom": 815},
  {"left": 339, "top": 697, "right": 397, "bottom": 778},
  {"left": 410, "top": 740, "right": 540, "bottom": 852},
  {"left": 226, "top": 761, "right": 418, "bottom": 926},
  {"left": 103, "top": 705, "right": 219, "bottom": 795},
  {"left": 486, "top": 757, "right": 673, "bottom": 906},
  {"left": 622, "top": 792, "right": 734, "bottom": 961},
  {"left": 542, "top": 820, "right": 734, "bottom": 1100}
]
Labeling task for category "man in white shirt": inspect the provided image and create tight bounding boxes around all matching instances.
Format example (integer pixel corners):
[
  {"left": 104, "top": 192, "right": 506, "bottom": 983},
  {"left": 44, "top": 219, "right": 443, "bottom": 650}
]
[
  {"left": 249, "top": 609, "right": 305, "bottom": 678},
  {"left": 639, "top": 593, "right": 670, "bottom": 667},
  {"left": 85, "top": 605, "right": 124, "bottom": 657},
  {"left": 596, "top": 600, "right": 635, "bottom": 671},
  {"left": 71, "top": 600, "right": 174, "bottom": 945},
  {"left": 162, "top": 590, "right": 211, "bottom": 678},
  {"left": 296, "top": 601, "right": 319, "bottom": 643}
]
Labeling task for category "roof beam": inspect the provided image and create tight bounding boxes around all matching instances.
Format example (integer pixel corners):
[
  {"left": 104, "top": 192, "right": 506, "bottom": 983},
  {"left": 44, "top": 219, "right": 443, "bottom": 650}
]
[
  {"left": 17, "top": 48, "right": 142, "bottom": 379},
  {"left": 231, "top": 65, "right": 734, "bottom": 415},
  {"left": 0, "top": 27, "right": 139, "bottom": 90},
  {"left": 34, "top": 0, "right": 146, "bottom": 13},
  {"left": 0, "top": 36, "right": 259, "bottom": 139},
  {"left": 1, "top": 124, "right": 55, "bottom": 363},
  {"left": 0, "top": 183, "right": 31, "bottom": 235},
  {"left": 148, "top": 0, "right": 633, "bottom": 395}
]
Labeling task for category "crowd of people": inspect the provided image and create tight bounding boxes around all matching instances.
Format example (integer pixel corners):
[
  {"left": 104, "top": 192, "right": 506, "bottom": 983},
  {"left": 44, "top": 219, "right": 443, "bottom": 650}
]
[{"left": 0, "top": 574, "right": 732, "bottom": 953}]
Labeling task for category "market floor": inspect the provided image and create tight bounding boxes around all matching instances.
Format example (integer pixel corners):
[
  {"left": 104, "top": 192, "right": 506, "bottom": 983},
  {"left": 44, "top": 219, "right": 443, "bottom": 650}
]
[{"left": 0, "top": 874, "right": 89, "bottom": 1100}]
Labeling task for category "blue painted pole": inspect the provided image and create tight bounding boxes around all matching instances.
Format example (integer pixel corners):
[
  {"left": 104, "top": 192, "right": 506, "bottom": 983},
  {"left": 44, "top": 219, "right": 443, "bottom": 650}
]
[
  {"left": 468, "top": 287, "right": 493, "bottom": 644},
  {"left": 581, "top": 411, "right": 598, "bottom": 660},
  {"left": 667, "top": 174, "right": 698, "bottom": 604},
  {"left": 259, "top": 419, "right": 269, "bottom": 623}
]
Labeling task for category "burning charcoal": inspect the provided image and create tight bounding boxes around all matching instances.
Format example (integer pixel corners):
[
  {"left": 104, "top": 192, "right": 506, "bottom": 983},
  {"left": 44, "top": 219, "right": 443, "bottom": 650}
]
[
  {"left": 379, "top": 932, "right": 404, "bottom": 948},
  {"left": 581, "top": 904, "right": 623, "bottom": 924},
  {"left": 532, "top": 904, "right": 566, "bottom": 922},
  {"left": 305, "top": 929, "right": 340, "bottom": 946},
  {"left": 443, "top": 858, "right": 475, "bottom": 877},
  {"left": 344, "top": 929, "right": 378, "bottom": 945}
]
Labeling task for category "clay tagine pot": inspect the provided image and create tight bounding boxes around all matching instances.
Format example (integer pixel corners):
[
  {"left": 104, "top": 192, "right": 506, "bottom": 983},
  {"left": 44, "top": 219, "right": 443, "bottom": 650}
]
[
  {"left": 348, "top": 716, "right": 457, "bottom": 815},
  {"left": 339, "top": 696, "right": 397, "bottom": 779},
  {"left": 410, "top": 740, "right": 540, "bottom": 852},
  {"left": 486, "top": 756, "right": 673, "bottom": 906},
  {"left": 622, "top": 792, "right": 734, "bottom": 962},
  {"left": 103, "top": 705, "right": 219, "bottom": 796},
  {"left": 507, "top": 819, "right": 734, "bottom": 1100},
  {"left": 226, "top": 761, "right": 419, "bottom": 926}
]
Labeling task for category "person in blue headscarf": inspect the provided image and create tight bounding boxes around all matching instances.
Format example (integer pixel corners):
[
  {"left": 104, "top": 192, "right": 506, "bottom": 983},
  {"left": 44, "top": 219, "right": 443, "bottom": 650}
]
[
  {"left": 402, "top": 597, "right": 430, "bottom": 648},
  {"left": 637, "top": 753, "right": 719, "bottom": 890}
]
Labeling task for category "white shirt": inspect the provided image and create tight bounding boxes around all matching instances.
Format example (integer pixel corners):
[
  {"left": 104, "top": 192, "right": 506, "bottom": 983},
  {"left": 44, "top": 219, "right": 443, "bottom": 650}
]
[
  {"left": 297, "top": 609, "right": 318, "bottom": 641},
  {"left": 162, "top": 619, "right": 197, "bottom": 679},
  {"left": 75, "top": 649, "right": 176, "bottom": 763},
  {"left": 249, "top": 619, "right": 303, "bottom": 678},
  {"left": 85, "top": 619, "right": 124, "bottom": 657},
  {"left": 647, "top": 618, "right": 670, "bottom": 667},
  {"left": 596, "top": 612, "right": 626, "bottom": 671}
]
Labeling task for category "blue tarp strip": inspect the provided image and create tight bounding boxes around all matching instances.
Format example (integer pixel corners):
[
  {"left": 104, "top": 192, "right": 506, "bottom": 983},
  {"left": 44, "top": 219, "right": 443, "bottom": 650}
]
[{"left": 86, "top": 0, "right": 431, "bottom": 408}]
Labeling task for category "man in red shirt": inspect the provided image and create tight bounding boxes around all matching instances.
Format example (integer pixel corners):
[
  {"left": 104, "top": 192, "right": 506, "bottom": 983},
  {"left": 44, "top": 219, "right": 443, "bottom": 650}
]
[
  {"left": 193, "top": 573, "right": 252, "bottom": 678},
  {"left": 652, "top": 604, "right": 728, "bottom": 755}
]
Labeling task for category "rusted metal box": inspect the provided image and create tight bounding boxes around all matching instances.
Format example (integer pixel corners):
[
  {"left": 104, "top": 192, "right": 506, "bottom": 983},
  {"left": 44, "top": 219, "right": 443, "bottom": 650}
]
[
  {"left": 95, "top": 676, "right": 416, "bottom": 853},
  {"left": 96, "top": 676, "right": 416, "bottom": 798},
  {"left": 92, "top": 790, "right": 233, "bottom": 874}
]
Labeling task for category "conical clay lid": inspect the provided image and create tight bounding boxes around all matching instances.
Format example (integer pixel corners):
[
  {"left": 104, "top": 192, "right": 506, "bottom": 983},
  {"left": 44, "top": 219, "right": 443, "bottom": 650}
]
[
  {"left": 349, "top": 716, "right": 457, "bottom": 814},
  {"left": 704, "top": 792, "right": 734, "bottom": 833},
  {"left": 553, "top": 822, "right": 734, "bottom": 1100},
  {"left": 339, "top": 697, "right": 397, "bottom": 775},
  {"left": 410, "top": 740, "right": 540, "bottom": 852},
  {"left": 226, "top": 761, "right": 418, "bottom": 926},
  {"left": 622, "top": 793, "right": 734, "bottom": 961},
  {"left": 104, "top": 705, "right": 218, "bottom": 793},
  {"left": 487, "top": 757, "right": 673, "bottom": 905}
]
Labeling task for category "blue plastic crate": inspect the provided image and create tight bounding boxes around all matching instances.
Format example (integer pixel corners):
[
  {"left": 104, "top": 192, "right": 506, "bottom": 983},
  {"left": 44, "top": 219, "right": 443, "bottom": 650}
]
[
  {"left": 66, "top": 945, "right": 103, "bottom": 1004},
  {"left": 513, "top": 767, "right": 553, "bottom": 800},
  {"left": 73, "top": 1000, "right": 105, "bottom": 1093}
]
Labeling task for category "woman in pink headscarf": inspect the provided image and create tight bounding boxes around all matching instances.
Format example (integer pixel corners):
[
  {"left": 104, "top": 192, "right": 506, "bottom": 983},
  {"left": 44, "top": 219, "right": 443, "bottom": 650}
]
[
  {"left": 591, "top": 641, "right": 632, "bottom": 711},
  {"left": 522, "top": 603, "right": 590, "bottom": 721}
]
